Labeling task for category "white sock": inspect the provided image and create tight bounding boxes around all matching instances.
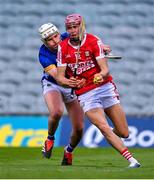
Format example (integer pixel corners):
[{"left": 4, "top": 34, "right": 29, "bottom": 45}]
[{"left": 128, "top": 157, "right": 138, "bottom": 163}]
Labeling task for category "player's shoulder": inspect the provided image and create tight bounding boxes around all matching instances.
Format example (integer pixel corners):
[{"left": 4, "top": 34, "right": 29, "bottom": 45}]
[
  {"left": 86, "top": 33, "right": 100, "bottom": 41},
  {"left": 39, "top": 44, "right": 49, "bottom": 53},
  {"left": 61, "top": 32, "right": 69, "bottom": 41},
  {"left": 59, "top": 37, "right": 69, "bottom": 47},
  {"left": 39, "top": 44, "right": 55, "bottom": 60},
  {"left": 86, "top": 33, "right": 101, "bottom": 45}
]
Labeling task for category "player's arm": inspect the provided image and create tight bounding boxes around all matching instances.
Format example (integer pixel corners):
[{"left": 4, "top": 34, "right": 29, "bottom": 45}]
[
  {"left": 56, "top": 44, "right": 78, "bottom": 88},
  {"left": 44, "top": 64, "right": 57, "bottom": 79},
  {"left": 57, "top": 66, "right": 77, "bottom": 88},
  {"left": 92, "top": 38, "right": 110, "bottom": 84},
  {"left": 94, "top": 58, "right": 110, "bottom": 84},
  {"left": 39, "top": 48, "right": 58, "bottom": 80}
]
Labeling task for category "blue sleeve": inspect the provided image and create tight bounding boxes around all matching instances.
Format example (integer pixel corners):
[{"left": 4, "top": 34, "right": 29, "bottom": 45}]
[{"left": 39, "top": 45, "right": 55, "bottom": 69}]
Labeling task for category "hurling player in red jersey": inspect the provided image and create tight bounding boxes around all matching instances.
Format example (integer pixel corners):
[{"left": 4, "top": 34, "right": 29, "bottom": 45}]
[{"left": 57, "top": 13, "right": 141, "bottom": 168}]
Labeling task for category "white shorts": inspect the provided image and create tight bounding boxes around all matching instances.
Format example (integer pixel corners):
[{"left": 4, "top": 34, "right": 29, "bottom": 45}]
[
  {"left": 41, "top": 79, "right": 77, "bottom": 103},
  {"left": 78, "top": 81, "right": 120, "bottom": 113}
]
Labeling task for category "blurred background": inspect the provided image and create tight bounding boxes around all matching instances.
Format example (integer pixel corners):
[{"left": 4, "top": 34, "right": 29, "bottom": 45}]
[{"left": 0, "top": 0, "right": 154, "bottom": 148}]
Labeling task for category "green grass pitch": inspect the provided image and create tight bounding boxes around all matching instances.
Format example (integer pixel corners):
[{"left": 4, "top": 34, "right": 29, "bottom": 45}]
[{"left": 0, "top": 147, "right": 153, "bottom": 179}]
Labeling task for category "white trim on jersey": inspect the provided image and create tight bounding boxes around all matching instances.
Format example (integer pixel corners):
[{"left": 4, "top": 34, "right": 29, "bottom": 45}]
[
  {"left": 57, "top": 45, "right": 67, "bottom": 67},
  {"left": 57, "top": 62, "right": 67, "bottom": 67},
  {"left": 96, "top": 55, "right": 105, "bottom": 60},
  {"left": 95, "top": 38, "right": 105, "bottom": 60}
]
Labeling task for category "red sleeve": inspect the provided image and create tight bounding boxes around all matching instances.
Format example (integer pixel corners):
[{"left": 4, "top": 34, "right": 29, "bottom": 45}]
[
  {"left": 57, "top": 39, "right": 68, "bottom": 67},
  {"left": 91, "top": 35, "right": 105, "bottom": 60}
]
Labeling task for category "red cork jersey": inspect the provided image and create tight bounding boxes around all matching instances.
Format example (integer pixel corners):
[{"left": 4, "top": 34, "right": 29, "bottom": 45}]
[{"left": 57, "top": 33, "right": 112, "bottom": 95}]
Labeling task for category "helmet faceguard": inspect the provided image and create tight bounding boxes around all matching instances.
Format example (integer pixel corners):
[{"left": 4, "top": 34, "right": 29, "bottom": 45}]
[{"left": 38, "top": 23, "right": 59, "bottom": 41}]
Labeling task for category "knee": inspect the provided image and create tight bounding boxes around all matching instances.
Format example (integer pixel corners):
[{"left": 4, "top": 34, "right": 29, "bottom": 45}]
[
  {"left": 50, "top": 109, "right": 63, "bottom": 121},
  {"left": 113, "top": 128, "right": 129, "bottom": 138},
  {"left": 119, "top": 131, "right": 129, "bottom": 138}
]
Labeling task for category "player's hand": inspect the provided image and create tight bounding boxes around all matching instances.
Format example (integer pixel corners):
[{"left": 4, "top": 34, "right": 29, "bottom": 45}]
[
  {"left": 76, "top": 78, "right": 86, "bottom": 88},
  {"left": 102, "top": 44, "right": 111, "bottom": 55},
  {"left": 93, "top": 73, "right": 104, "bottom": 84},
  {"left": 68, "top": 77, "right": 78, "bottom": 87}
]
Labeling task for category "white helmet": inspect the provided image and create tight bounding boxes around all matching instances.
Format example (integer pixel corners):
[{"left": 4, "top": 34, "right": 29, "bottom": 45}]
[{"left": 38, "top": 23, "right": 59, "bottom": 40}]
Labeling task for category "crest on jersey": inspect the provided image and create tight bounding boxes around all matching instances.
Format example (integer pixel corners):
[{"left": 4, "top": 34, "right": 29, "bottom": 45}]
[{"left": 85, "top": 51, "right": 90, "bottom": 57}]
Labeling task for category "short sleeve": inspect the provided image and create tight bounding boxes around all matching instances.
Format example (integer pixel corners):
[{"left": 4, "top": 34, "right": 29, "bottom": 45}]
[
  {"left": 57, "top": 45, "right": 67, "bottom": 67},
  {"left": 92, "top": 37, "right": 105, "bottom": 60},
  {"left": 39, "top": 46, "right": 56, "bottom": 72}
]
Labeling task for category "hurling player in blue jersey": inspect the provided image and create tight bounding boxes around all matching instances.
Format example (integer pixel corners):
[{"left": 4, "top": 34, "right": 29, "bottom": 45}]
[{"left": 38, "top": 23, "right": 85, "bottom": 165}]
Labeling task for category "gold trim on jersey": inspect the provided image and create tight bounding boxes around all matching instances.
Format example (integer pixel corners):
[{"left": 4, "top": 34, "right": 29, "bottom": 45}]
[{"left": 44, "top": 64, "right": 56, "bottom": 72}]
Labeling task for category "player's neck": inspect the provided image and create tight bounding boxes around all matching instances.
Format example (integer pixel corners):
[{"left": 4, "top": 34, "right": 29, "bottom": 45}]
[
  {"left": 70, "top": 37, "right": 80, "bottom": 46},
  {"left": 70, "top": 40, "right": 80, "bottom": 46}
]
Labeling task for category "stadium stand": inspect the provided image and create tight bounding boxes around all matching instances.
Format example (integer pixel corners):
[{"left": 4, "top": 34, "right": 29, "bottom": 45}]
[{"left": 0, "top": 0, "right": 154, "bottom": 115}]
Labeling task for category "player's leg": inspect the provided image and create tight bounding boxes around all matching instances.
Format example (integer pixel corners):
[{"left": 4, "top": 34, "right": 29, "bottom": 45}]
[
  {"left": 66, "top": 100, "right": 84, "bottom": 147},
  {"left": 105, "top": 103, "right": 129, "bottom": 138},
  {"left": 45, "top": 90, "right": 64, "bottom": 136},
  {"left": 61, "top": 99, "right": 84, "bottom": 165},
  {"left": 42, "top": 90, "right": 64, "bottom": 158},
  {"left": 102, "top": 81, "right": 129, "bottom": 138},
  {"left": 86, "top": 108, "right": 126, "bottom": 151},
  {"left": 86, "top": 108, "right": 140, "bottom": 168}
]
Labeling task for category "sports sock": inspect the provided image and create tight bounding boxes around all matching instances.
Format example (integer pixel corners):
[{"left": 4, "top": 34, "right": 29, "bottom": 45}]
[
  {"left": 47, "top": 135, "right": 55, "bottom": 141},
  {"left": 121, "top": 148, "right": 138, "bottom": 163},
  {"left": 65, "top": 144, "right": 74, "bottom": 153}
]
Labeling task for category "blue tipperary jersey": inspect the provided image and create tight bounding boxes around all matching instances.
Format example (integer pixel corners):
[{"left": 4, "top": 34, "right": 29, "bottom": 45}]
[{"left": 38, "top": 32, "right": 68, "bottom": 84}]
